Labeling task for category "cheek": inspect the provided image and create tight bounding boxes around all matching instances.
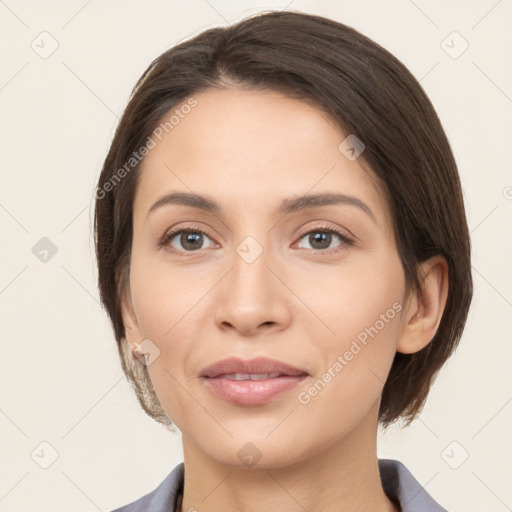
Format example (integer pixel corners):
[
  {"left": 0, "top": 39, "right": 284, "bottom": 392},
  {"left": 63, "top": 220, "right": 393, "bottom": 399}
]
[
  {"left": 304, "top": 251, "right": 405, "bottom": 343},
  {"left": 129, "top": 250, "right": 202, "bottom": 339},
  {"left": 301, "top": 255, "right": 404, "bottom": 408},
  {"left": 297, "top": 303, "right": 401, "bottom": 434},
  {"left": 128, "top": 255, "right": 209, "bottom": 416}
]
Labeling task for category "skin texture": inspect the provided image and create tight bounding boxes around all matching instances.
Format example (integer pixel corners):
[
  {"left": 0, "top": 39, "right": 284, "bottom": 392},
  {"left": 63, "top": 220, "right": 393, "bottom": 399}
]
[{"left": 121, "top": 87, "right": 449, "bottom": 512}]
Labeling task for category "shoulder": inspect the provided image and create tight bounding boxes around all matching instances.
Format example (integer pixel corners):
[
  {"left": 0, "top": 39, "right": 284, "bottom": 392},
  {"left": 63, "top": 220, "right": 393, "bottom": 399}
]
[
  {"left": 378, "top": 458, "right": 448, "bottom": 511},
  {"left": 109, "top": 462, "right": 184, "bottom": 512}
]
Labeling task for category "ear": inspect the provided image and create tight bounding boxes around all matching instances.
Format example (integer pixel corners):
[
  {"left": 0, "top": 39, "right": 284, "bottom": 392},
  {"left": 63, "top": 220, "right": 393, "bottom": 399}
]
[
  {"left": 120, "top": 282, "right": 143, "bottom": 355},
  {"left": 396, "top": 255, "right": 449, "bottom": 354}
]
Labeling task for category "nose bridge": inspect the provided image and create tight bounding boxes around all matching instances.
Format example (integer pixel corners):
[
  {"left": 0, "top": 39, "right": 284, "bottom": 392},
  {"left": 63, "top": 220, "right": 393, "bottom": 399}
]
[
  {"left": 230, "top": 232, "right": 275, "bottom": 302},
  {"left": 227, "top": 212, "right": 274, "bottom": 285}
]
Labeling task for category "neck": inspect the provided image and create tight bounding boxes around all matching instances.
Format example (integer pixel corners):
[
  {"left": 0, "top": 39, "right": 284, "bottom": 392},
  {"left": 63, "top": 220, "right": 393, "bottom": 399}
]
[{"left": 178, "top": 406, "right": 399, "bottom": 512}]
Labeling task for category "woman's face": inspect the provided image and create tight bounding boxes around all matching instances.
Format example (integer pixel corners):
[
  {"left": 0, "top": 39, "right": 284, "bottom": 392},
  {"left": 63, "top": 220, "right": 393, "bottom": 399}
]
[{"left": 124, "top": 87, "right": 409, "bottom": 467}]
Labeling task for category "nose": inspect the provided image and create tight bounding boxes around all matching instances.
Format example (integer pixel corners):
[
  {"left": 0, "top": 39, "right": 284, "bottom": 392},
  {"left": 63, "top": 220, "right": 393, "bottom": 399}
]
[{"left": 214, "top": 241, "right": 292, "bottom": 337}]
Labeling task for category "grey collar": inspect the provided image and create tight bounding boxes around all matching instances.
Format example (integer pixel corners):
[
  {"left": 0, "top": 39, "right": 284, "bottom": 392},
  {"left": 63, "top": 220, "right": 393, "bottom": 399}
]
[{"left": 111, "top": 459, "right": 447, "bottom": 511}]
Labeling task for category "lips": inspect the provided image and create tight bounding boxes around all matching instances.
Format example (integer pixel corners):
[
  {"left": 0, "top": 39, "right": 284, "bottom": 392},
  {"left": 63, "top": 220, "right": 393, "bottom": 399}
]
[
  {"left": 200, "top": 357, "right": 309, "bottom": 405},
  {"left": 200, "top": 357, "right": 308, "bottom": 379}
]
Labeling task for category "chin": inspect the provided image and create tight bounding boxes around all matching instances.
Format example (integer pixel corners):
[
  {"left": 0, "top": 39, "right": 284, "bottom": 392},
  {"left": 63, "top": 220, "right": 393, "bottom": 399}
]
[{"left": 198, "top": 432, "right": 310, "bottom": 471}]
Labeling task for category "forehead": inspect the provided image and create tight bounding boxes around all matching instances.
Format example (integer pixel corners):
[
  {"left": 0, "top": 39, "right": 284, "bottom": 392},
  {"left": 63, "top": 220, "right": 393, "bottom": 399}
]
[{"left": 133, "top": 87, "right": 390, "bottom": 227}]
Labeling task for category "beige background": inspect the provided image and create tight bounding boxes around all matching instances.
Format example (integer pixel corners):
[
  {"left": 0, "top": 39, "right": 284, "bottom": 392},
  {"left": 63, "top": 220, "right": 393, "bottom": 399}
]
[{"left": 1, "top": 1, "right": 511, "bottom": 511}]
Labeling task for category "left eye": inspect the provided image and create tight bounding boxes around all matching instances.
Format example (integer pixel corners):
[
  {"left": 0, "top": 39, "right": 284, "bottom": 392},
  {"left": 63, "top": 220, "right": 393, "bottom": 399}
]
[{"left": 296, "top": 228, "right": 352, "bottom": 251}]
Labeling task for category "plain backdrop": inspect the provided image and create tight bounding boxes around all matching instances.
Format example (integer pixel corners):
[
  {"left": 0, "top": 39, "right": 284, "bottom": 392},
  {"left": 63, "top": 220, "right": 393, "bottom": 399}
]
[{"left": 1, "top": 1, "right": 511, "bottom": 511}]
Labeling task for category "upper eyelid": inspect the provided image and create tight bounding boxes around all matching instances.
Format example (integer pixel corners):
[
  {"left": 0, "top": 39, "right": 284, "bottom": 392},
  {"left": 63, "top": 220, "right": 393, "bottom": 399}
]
[
  {"left": 295, "top": 222, "right": 353, "bottom": 240},
  {"left": 164, "top": 222, "right": 350, "bottom": 238}
]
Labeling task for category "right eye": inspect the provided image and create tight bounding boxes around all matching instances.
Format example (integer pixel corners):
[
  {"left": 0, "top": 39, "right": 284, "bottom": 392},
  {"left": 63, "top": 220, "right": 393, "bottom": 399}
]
[{"left": 160, "top": 227, "right": 216, "bottom": 254}]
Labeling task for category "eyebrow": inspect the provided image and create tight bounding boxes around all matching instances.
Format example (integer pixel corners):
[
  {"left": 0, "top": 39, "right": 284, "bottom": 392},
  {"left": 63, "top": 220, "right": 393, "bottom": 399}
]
[{"left": 147, "top": 192, "right": 377, "bottom": 223}]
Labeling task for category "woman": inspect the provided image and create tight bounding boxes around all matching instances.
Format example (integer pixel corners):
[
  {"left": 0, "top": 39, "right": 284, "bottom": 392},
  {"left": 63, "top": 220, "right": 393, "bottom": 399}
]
[{"left": 95, "top": 10, "right": 472, "bottom": 512}]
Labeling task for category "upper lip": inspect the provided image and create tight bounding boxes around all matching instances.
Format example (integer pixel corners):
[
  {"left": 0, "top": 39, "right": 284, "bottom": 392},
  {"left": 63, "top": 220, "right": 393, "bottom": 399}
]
[{"left": 200, "top": 357, "right": 309, "bottom": 378}]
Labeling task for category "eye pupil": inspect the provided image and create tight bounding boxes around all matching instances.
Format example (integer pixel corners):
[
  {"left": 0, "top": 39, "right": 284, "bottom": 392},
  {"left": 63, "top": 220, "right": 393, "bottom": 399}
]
[
  {"left": 310, "top": 231, "right": 332, "bottom": 249},
  {"left": 181, "top": 232, "right": 203, "bottom": 250}
]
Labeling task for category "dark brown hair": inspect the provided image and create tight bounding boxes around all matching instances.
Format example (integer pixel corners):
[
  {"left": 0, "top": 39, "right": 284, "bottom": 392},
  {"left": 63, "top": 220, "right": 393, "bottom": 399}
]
[{"left": 94, "top": 10, "right": 472, "bottom": 429}]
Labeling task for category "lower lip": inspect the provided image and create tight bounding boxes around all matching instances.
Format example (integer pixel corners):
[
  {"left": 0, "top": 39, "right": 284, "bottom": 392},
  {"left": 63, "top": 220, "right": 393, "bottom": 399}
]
[{"left": 203, "top": 375, "right": 307, "bottom": 405}]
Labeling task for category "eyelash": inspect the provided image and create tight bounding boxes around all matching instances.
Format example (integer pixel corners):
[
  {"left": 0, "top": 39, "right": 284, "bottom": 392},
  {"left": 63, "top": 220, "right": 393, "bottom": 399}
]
[{"left": 159, "top": 223, "right": 354, "bottom": 256}]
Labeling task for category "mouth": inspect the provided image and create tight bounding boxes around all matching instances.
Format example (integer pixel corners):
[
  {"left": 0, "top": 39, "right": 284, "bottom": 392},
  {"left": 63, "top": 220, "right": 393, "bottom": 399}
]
[
  {"left": 200, "top": 357, "right": 309, "bottom": 405},
  {"left": 200, "top": 357, "right": 308, "bottom": 378},
  {"left": 214, "top": 372, "right": 287, "bottom": 380}
]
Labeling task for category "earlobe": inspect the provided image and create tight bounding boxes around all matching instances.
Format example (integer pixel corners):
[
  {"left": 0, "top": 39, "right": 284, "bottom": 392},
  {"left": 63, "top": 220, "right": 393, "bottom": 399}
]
[
  {"left": 120, "top": 285, "right": 143, "bottom": 354},
  {"left": 396, "top": 255, "right": 449, "bottom": 354}
]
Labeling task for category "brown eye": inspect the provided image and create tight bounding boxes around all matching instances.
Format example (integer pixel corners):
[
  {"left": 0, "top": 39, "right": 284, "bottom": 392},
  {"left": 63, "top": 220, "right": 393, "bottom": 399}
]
[
  {"left": 161, "top": 228, "right": 215, "bottom": 253},
  {"left": 296, "top": 226, "right": 353, "bottom": 252}
]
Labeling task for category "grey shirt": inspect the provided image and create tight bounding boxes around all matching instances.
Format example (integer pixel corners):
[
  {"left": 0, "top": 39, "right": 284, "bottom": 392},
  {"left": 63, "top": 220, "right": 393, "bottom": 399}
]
[{"left": 110, "top": 459, "right": 447, "bottom": 511}]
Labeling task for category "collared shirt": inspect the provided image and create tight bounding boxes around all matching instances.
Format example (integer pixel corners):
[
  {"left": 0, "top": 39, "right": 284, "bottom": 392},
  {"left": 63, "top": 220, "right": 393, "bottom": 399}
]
[{"left": 110, "top": 459, "right": 447, "bottom": 511}]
